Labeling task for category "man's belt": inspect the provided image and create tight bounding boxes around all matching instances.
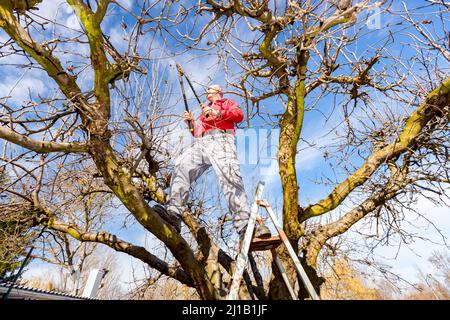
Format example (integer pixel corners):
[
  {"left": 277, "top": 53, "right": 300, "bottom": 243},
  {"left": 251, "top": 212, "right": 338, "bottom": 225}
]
[{"left": 202, "top": 129, "right": 228, "bottom": 136}]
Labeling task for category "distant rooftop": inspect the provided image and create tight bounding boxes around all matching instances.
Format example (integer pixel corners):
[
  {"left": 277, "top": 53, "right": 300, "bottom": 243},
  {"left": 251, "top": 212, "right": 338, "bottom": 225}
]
[{"left": 0, "top": 282, "right": 96, "bottom": 300}]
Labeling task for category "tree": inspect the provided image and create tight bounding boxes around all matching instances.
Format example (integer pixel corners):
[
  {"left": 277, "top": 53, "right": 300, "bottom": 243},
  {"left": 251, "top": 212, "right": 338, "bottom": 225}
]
[
  {"left": 320, "top": 257, "right": 383, "bottom": 300},
  {"left": 166, "top": 0, "right": 450, "bottom": 298},
  {"left": 403, "top": 250, "right": 450, "bottom": 300},
  {"left": 0, "top": 0, "right": 449, "bottom": 300},
  {"left": 0, "top": 167, "right": 38, "bottom": 281},
  {"left": 24, "top": 246, "right": 125, "bottom": 299},
  {"left": 24, "top": 169, "right": 122, "bottom": 298}
]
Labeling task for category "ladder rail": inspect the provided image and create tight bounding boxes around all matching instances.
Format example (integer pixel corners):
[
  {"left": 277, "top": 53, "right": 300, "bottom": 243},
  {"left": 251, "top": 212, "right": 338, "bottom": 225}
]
[
  {"left": 263, "top": 202, "right": 321, "bottom": 300},
  {"left": 227, "top": 182, "right": 265, "bottom": 300},
  {"left": 227, "top": 181, "right": 320, "bottom": 301}
]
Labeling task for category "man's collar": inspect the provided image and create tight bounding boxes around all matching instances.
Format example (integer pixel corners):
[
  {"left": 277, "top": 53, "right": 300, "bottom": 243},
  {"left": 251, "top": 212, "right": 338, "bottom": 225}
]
[{"left": 210, "top": 98, "right": 227, "bottom": 104}]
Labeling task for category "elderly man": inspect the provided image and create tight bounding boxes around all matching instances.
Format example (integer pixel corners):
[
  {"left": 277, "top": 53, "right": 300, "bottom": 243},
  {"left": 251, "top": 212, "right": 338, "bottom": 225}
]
[{"left": 154, "top": 85, "right": 271, "bottom": 242}]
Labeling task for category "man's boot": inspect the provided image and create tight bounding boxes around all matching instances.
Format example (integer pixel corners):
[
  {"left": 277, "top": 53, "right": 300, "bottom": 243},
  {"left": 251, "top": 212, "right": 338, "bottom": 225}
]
[
  {"left": 237, "top": 223, "right": 272, "bottom": 253},
  {"left": 254, "top": 223, "right": 271, "bottom": 239},
  {"left": 153, "top": 204, "right": 182, "bottom": 233}
]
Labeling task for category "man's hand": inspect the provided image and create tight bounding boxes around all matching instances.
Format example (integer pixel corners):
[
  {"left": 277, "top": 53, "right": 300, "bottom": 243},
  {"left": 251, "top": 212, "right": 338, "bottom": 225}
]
[
  {"left": 183, "top": 111, "right": 194, "bottom": 122},
  {"left": 201, "top": 105, "right": 221, "bottom": 120},
  {"left": 200, "top": 103, "right": 212, "bottom": 119}
]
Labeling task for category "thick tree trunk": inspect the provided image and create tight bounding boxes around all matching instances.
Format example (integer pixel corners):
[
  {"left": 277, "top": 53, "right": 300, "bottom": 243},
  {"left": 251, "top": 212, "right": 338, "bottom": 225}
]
[
  {"left": 268, "top": 52, "right": 315, "bottom": 299},
  {"left": 297, "top": 254, "right": 324, "bottom": 300},
  {"left": 268, "top": 90, "right": 304, "bottom": 299}
]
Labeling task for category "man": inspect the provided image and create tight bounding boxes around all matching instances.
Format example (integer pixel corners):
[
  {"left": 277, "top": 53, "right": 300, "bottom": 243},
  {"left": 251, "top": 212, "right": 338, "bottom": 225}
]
[{"left": 154, "top": 85, "right": 271, "bottom": 242}]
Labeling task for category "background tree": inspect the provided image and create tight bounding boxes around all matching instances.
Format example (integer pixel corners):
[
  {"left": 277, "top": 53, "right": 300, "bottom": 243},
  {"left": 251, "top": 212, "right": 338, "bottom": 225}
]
[
  {"left": 402, "top": 250, "right": 450, "bottom": 300},
  {"left": 24, "top": 246, "right": 124, "bottom": 299},
  {"left": 21, "top": 169, "right": 123, "bottom": 298},
  {"left": 320, "top": 257, "right": 383, "bottom": 300},
  {"left": 0, "top": 167, "right": 39, "bottom": 281},
  {"left": 320, "top": 250, "right": 450, "bottom": 300}
]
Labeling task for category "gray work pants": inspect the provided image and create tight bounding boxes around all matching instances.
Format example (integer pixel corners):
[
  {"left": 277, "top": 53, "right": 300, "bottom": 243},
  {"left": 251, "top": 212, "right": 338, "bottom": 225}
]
[{"left": 166, "top": 130, "right": 250, "bottom": 233}]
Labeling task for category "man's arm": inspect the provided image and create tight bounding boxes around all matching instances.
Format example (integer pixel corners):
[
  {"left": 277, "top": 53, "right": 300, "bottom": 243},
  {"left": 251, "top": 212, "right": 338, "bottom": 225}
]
[
  {"left": 183, "top": 111, "right": 204, "bottom": 137},
  {"left": 219, "top": 99, "right": 244, "bottom": 123},
  {"left": 191, "top": 119, "right": 204, "bottom": 137}
]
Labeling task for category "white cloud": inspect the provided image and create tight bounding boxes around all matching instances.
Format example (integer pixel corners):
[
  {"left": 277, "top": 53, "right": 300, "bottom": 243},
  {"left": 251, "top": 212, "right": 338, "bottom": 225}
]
[
  {"left": 115, "top": 0, "right": 133, "bottom": 11},
  {"left": 65, "top": 14, "right": 82, "bottom": 31},
  {"left": 109, "top": 251, "right": 147, "bottom": 294},
  {"left": 346, "top": 191, "right": 450, "bottom": 284},
  {"left": 107, "top": 26, "right": 129, "bottom": 52},
  {"left": 0, "top": 74, "right": 46, "bottom": 104},
  {"left": 35, "top": 0, "right": 67, "bottom": 21},
  {"left": 21, "top": 262, "right": 61, "bottom": 286}
]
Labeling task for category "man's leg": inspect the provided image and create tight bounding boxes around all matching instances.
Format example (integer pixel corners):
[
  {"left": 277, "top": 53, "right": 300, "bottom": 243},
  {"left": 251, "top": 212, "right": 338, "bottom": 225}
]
[
  {"left": 165, "top": 141, "right": 210, "bottom": 228},
  {"left": 205, "top": 133, "right": 270, "bottom": 238}
]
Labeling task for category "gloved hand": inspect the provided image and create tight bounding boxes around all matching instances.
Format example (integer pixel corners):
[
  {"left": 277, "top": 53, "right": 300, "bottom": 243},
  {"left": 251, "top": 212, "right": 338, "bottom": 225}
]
[
  {"left": 183, "top": 111, "right": 194, "bottom": 122},
  {"left": 201, "top": 103, "right": 221, "bottom": 120}
]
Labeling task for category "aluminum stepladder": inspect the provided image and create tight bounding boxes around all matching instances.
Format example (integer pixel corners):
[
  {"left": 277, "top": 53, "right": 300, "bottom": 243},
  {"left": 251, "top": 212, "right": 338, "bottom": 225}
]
[{"left": 226, "top": 181, "right": 320, "bottom": 300}]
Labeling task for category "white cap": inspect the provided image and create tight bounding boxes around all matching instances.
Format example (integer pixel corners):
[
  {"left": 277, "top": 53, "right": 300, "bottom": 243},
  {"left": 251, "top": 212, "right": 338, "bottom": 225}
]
[{"left": 207, "top": 84, "right": 222, "bottom": 94}]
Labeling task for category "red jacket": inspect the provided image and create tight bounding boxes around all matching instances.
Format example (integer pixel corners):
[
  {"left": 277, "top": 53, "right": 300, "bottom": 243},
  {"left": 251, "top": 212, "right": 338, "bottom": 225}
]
[{"left": 191, "top": 98, "right": 243, "bottom": 137}]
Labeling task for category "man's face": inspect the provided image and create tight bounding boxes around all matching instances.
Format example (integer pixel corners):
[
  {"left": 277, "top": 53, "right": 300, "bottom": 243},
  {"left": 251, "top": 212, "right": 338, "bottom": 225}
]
[{"left": 206, "top": 88, "right": 221, "bottom": 102}]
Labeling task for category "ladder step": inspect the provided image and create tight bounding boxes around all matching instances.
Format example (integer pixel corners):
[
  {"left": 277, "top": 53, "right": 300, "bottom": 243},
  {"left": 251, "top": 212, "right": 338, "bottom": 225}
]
[{"left": 249, "top": 236, "right": 282, "bottom": 252}]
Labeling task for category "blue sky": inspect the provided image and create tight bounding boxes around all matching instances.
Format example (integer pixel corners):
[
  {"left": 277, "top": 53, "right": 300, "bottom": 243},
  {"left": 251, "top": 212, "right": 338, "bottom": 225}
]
[{"left": 0, "top": 0, "right": 448, "bottom": 295}]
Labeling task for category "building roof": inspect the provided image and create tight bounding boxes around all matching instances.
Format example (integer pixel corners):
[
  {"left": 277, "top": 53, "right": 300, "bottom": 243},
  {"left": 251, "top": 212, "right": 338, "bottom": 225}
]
[{"left": 0, "top": 281, "right": 95, "bottom": 300}]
